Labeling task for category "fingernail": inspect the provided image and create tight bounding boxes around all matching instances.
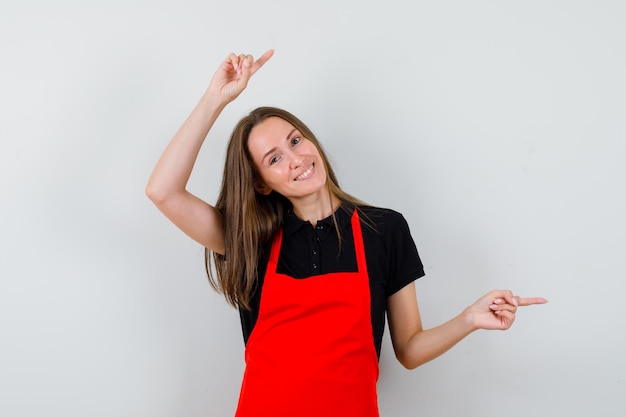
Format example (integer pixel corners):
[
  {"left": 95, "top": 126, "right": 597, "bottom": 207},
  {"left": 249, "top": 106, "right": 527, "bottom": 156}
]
[{"left": 243, "top": 59, "right": 251, "bottom": 68}]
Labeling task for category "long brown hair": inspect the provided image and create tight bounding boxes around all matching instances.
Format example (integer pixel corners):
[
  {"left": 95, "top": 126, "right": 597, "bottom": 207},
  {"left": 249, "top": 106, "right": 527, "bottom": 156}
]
[{"left": 205, "top": 107, "right": 366, "bottom": 309}]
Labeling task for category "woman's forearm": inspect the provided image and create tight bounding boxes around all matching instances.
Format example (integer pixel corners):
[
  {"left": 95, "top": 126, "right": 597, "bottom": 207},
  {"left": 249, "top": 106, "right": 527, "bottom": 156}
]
[
  {"left": 398, "top": 310, "right": 476, "bottom": 370},
  {"left": 146, "top": 93, "right": 226, "bottom": 203}
]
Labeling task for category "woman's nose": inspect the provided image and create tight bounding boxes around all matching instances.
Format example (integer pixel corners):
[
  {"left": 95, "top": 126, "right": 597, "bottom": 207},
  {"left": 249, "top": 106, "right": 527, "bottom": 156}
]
[{"left": 287, "top": 151, "right": 304, "bottom": 169}]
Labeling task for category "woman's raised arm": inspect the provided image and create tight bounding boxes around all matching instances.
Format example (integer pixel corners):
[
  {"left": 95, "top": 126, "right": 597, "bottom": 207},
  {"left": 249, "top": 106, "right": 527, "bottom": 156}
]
[{"left": 145, "top": 50, "right": 274, "bottom": 254}]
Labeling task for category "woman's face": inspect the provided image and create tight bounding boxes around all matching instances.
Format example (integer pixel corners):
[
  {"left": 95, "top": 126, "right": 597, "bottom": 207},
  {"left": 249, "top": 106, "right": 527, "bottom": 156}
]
[{"left": 247, "top": 116, "right": 328, "bottom": 201}]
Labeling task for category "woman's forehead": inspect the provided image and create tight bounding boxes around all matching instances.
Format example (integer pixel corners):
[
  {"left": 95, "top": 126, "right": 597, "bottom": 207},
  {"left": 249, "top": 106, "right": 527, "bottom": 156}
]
[
  {"left": 248, "top": 117, "right": 297, "bottom": 152},
  {"left": 250, "top": 116, "right": 295, "bottom": 137}
]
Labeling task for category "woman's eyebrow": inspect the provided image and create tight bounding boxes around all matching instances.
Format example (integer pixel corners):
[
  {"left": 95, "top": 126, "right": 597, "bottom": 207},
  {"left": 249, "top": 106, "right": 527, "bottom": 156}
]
[{"left": 261, "top": 129, "right": 297, "bottom": 162}]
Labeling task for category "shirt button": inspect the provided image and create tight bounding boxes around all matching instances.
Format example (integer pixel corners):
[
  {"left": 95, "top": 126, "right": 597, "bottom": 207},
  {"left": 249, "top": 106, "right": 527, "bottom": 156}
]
[
  {"left": 312, "top": 263, "right": 318, "bottom": 269},
  {"left": 316, "top": 225, "right": 324, "bottom": 230},
  {"left": 312, "top": 249, "right": 317, "bottom": 255}
]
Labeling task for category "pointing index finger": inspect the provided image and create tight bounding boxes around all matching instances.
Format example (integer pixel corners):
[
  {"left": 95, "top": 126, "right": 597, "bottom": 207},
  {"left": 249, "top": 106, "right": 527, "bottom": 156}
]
[
  {"left": 518, "top": 297, "right": 549, "bottom": 306},
  {"left": 251, "top": 49, "right": 275, "bottom": 74}
]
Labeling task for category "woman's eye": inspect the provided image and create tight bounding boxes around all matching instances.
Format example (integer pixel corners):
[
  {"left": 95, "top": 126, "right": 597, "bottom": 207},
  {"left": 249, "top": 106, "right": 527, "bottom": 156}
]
[
  {"left": 291, "top": 137, "right": 301, "bottom": 145},
  {"left": 269, "top": 156, "right": 280, "bottom": 165}
]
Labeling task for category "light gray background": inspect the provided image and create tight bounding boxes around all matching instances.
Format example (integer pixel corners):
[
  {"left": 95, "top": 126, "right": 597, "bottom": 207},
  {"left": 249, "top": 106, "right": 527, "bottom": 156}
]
[{"left": 1, "top": 1, "right": 624, "bottom": 416}]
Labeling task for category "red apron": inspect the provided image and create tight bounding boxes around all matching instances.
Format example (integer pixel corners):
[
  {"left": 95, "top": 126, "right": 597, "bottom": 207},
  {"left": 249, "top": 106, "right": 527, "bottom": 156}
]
[{"left": 234, "top": 210, "right": 379, "bottom": 417}]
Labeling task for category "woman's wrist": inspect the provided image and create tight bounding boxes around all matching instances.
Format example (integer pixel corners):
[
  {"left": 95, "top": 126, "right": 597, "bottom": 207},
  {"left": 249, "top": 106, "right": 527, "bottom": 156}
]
[
  {"left": 460, "top": 306, "right": 480, "bottom": 333},
  {"left": 199, "top": 91, "right": 229, "bottom": 113}
]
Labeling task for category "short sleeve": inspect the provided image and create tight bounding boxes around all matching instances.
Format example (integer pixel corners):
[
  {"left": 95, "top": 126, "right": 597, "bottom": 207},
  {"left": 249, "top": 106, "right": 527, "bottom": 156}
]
[{"left": 384, "top": 212, "right": 425, "bottom": 296}]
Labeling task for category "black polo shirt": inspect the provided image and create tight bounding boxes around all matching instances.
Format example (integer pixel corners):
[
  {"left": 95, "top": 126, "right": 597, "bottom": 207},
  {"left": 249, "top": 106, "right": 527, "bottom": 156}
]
[{"left": 238, "top": 204, "right": 425, "bottom": 358}]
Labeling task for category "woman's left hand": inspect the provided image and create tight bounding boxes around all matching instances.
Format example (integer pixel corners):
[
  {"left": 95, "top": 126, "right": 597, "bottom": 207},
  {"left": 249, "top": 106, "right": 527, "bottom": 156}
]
[{"left": 465, "top": 290, "right": 548, "bottom": 331}]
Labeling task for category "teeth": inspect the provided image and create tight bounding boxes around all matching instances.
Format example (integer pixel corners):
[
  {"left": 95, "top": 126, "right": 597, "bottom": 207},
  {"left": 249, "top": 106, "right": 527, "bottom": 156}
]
[{"left": 295, "top": 165, "right": 313, "bottom": 181}]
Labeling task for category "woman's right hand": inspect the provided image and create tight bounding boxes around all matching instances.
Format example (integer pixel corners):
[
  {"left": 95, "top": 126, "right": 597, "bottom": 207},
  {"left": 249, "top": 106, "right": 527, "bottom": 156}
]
[{"left": 206, "top": 50, "right": 274, "bottom": 104}]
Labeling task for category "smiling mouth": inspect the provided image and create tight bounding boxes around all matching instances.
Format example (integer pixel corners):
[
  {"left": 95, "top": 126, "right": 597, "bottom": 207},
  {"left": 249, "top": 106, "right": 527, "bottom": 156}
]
[{"left": 294, "top": 164, "right": 314, "bottom": 181}]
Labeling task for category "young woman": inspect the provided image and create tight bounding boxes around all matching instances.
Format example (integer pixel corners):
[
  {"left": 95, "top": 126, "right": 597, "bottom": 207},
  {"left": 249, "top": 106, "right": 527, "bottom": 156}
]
[{"left": 146, "top": 50, "right": 547, "bottom": 417}]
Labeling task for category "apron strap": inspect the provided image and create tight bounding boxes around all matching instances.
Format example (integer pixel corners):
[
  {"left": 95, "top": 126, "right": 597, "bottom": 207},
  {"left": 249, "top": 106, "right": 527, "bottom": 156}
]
[
  {"left": 350, "top": 210, "right": 368, "bottom": 274},
  {"left": 268, "top": 229, "right": 283, "bottom": 268}
]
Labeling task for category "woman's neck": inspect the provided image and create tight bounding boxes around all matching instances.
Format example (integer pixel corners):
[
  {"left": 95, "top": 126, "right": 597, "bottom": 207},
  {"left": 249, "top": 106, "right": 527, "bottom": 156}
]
[{"left": 290, "top": 190, "right": 340, "bottom": 227}]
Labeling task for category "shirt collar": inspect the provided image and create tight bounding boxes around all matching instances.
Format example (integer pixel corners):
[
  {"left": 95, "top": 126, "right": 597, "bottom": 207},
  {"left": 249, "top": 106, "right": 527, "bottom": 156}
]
[{"left": 283, "top": 202, "right": 355, "bottom": 237}]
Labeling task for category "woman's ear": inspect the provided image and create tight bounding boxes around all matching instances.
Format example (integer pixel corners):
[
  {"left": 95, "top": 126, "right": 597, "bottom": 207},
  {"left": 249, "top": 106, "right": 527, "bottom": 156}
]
[{"left": 253, "top": 179, "right": 272, "bottom": 195}]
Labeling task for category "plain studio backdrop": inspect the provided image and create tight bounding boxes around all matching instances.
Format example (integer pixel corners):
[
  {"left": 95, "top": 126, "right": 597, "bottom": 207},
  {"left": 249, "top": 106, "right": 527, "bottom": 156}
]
[{"left": 1, "top": 1, "right": 624, "bottom": 416}]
